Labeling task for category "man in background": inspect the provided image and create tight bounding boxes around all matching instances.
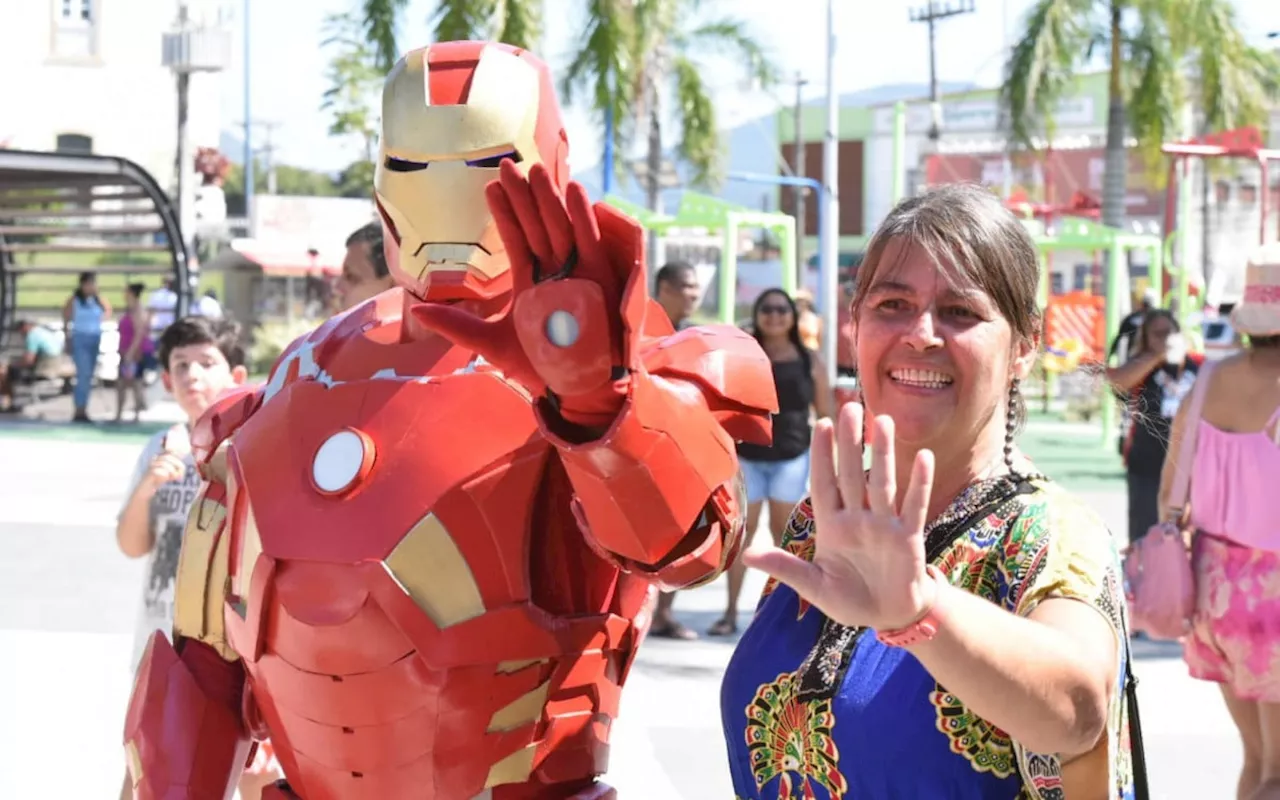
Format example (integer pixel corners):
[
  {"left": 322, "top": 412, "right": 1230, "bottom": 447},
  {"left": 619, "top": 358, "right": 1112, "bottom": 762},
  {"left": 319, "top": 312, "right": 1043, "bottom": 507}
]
[
  {"left": 649, "top": 261, "right": 702, "bottom": 640},
  {"left": 654, "top": 260, "right": 700, "bottom": 331},
  {"left": 336, "top": 222, "right": 396, "bottom": 311}
]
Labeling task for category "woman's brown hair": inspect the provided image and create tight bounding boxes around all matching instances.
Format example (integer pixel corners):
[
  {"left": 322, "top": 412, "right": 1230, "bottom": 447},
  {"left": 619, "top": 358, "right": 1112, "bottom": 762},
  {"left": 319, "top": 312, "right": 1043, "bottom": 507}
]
[{"left": 851, "top": 183, "right": 1043, "bottom": 423}]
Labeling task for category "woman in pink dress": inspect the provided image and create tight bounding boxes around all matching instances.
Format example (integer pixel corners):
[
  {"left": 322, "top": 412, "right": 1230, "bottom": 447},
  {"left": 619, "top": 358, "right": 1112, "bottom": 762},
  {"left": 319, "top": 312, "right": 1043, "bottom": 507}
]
[
  {"left": 115, "top": 282, "right": 153, "bottom": 423},
  {"left": 1162, "top": 243, "right": 1280, "bottom": 800}
]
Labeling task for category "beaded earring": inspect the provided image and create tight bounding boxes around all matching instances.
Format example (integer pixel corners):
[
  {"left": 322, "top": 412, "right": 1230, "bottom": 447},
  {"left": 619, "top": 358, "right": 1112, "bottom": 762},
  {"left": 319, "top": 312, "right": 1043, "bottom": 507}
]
[{"left": 1004, "top": 378, "right": 1021, "bottom": 474}]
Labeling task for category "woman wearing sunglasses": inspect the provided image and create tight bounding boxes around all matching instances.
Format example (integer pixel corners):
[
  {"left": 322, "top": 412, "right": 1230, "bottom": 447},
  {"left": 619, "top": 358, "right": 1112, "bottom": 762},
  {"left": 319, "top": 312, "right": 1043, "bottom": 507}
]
[{"left": 708, "top": 288, "right": 835, "bottom": 636}]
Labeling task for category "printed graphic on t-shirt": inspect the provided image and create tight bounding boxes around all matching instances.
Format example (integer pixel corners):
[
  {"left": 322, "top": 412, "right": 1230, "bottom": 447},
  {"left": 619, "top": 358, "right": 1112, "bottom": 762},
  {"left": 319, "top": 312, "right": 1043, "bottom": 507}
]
[{"left": 139, "top": 464, "right": 201, "bottom": 634}]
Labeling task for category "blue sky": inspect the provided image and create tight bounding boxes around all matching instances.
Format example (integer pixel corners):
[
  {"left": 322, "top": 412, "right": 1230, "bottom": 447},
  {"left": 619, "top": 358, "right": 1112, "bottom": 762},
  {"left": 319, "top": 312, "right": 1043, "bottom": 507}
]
[{"left": 222, "top": 0, "right": 1278, "bottom": 174}]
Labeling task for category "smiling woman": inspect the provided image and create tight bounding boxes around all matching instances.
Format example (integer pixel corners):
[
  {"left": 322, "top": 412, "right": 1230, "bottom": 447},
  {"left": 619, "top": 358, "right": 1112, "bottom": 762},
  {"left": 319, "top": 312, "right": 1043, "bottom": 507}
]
[{"left": 721, "top": 184, "right": 1142, "bottom": 799}]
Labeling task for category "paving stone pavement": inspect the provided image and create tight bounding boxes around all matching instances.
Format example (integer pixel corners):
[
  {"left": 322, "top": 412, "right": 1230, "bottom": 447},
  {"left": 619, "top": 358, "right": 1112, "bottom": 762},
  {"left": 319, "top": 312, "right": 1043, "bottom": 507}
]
[{"left": 0, "top": 426, "right": 1242, "bottom": 799}]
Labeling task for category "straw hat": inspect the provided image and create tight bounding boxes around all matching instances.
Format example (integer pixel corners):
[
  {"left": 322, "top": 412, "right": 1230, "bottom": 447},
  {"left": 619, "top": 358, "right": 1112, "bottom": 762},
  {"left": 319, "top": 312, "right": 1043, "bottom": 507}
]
[{"left": 1231, "top": 242, "right": 1280, "bottom": 337}]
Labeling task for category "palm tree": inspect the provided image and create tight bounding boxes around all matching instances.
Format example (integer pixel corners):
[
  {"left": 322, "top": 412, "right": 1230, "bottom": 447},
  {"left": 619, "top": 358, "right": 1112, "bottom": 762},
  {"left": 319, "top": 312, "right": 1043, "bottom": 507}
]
[
  {"left": 561, "top": 0, "right": 777, "bottom": 204},
  {"left": 359, "top": 0, "right": 543, "bottom": 72},
  {"left": 1001, "top": 0, "right": 1279, "bottom": 230}
]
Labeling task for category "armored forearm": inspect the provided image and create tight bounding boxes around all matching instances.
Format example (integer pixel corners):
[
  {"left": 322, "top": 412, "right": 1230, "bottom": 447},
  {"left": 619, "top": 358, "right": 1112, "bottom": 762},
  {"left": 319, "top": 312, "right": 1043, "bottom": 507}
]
[
  {"left": 540, "top": 325, "right": 776, "bottom": 590},
  {"left": 123, "top": 634, "right": 252, "bottom": 800}
]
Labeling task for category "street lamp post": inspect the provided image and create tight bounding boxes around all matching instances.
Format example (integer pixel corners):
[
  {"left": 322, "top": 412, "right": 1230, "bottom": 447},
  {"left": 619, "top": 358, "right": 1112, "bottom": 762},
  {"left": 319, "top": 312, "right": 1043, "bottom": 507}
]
[
  {"left": 243, "top": 0, "right": 254, "bottom": 237},
  {"left": 793, "top": 71, "right": 809, "bottom": 277},
  {"left": 162, "top": 2, "right": 230, "bottom": 302},
  {"left": 820, "top": 0, "right": 840, "bottom": 388}
]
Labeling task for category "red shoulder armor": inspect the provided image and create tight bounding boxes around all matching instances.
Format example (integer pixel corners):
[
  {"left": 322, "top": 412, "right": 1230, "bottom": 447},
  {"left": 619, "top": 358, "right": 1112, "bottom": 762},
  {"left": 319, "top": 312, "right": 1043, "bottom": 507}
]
[
  {"left": 190, "top": 384, "right": 263, "bottom": 473},
  {"left": 641, "top": 324, "right": 777, "bottom": 446},
  {"left": 541, "top": 321, "right": 776, "bottom": 591}
]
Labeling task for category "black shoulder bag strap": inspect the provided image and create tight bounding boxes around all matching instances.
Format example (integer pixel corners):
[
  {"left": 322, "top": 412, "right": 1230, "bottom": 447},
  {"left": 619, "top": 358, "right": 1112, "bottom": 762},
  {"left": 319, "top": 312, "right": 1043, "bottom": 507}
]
[{"left": 1123, "top": 630, "right": 1150, "bottom": 799}]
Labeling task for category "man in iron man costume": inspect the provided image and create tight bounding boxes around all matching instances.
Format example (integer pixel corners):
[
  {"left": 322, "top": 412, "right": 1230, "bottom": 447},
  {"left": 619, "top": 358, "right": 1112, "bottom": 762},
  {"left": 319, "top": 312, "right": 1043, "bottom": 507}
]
[{"left": 122, "top": 41, "right": 777, "bottom": 800}]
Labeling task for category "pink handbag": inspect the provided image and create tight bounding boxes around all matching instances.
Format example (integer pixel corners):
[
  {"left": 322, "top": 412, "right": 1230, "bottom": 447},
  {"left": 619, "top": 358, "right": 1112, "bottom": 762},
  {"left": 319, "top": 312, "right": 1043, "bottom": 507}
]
[{"left": 1124, "top": 360, "right": 1215, "bottom": 641}]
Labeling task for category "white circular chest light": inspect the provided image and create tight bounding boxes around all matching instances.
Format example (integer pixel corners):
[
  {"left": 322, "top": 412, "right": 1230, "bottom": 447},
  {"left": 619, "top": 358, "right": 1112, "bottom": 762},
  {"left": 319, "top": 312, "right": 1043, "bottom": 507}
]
[{"left": 312, "top": 429, "right": 369, "bottom": 494}]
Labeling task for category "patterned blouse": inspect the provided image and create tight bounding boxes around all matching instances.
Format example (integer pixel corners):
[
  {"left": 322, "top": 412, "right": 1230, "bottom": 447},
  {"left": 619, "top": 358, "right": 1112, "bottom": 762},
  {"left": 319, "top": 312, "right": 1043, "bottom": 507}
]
[{"left": 719, "top": 473, "right": 1135, "bottom": 799}]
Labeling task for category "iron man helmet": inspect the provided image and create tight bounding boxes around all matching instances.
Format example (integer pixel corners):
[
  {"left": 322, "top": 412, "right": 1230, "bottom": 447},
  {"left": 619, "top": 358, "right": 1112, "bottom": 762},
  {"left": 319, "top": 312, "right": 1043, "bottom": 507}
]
[{"left": 374, "top": 41, "right": 570, "bottom": 302}]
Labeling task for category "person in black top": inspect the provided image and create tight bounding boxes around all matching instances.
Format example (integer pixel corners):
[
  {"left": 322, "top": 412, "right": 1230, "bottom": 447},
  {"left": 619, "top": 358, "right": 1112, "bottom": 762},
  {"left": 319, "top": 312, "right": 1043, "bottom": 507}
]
[
  {"left": 708, "top": 288, "right": 834, "bottom": 636},
  {"left": 1105, "top": 309, "right": 1201, "bottom": 544},
  {"left": 1110, "top": 287, "right": 1157, "bottom": 364},
  {"left": 649, "top": 260, "right": 704, "bottom": 639}
]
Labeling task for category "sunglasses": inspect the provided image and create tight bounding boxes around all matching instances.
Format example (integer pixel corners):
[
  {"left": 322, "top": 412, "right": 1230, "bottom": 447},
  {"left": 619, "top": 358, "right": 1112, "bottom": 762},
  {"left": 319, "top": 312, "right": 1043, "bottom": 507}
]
[{"left": 759, "top": 305, "right": 792, "bottom": 315}]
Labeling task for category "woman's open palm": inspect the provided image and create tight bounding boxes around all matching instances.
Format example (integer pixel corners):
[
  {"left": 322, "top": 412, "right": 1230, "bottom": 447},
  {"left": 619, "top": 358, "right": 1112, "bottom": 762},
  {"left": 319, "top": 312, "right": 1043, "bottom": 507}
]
[{"left": 743, "top": 403, "right": 938, "bottom": 631}]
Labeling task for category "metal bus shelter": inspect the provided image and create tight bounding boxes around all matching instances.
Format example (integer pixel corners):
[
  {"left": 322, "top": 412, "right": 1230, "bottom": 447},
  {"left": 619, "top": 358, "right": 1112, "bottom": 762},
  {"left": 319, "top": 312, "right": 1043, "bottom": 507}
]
[{"left": 0, "top": 149, "right": 190, "bottom": 351}]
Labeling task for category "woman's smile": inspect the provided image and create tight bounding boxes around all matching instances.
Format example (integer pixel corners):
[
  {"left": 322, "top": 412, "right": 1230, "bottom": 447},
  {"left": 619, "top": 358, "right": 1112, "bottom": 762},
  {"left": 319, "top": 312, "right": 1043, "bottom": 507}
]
[{"left": 887, "top": 366, "right": 955, "bottom": 394}]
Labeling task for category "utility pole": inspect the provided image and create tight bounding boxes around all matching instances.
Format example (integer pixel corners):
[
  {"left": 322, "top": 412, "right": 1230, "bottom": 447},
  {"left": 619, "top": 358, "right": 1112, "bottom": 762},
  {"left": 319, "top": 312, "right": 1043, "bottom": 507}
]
[
  {"left": 792, "top": 71, "right": 809, "bottom": 275},
  {"left": 256, "top": 121, "right": 282, "bottom": 195},
  {"left": 243, "top": 0, "right": 253, "bottom": 236},
  {"left": 162, "top": 0, "right": 230, "bottom": 304},
  {"left": 174, "top": 3, "right": 191, "bottom": 245},
  {"left": 908, "top": 0, "right": 976, "bottom": 142},
  {"left": 235, "top": 119, "right": 282, "bottom": 197}
]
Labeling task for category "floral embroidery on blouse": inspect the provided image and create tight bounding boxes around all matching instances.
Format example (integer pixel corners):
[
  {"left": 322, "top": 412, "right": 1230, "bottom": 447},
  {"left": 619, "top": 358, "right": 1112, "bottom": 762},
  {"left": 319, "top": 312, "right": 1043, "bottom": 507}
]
[{"left": 745, "top": 671, "right": 848, "bottom": 799}]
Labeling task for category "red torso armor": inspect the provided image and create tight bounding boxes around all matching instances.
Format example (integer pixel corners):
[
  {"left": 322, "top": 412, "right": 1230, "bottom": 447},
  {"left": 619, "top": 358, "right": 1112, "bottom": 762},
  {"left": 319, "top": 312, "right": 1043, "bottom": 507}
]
[{"left": 231, "top": 294, "right": 655, "bottom": 798}]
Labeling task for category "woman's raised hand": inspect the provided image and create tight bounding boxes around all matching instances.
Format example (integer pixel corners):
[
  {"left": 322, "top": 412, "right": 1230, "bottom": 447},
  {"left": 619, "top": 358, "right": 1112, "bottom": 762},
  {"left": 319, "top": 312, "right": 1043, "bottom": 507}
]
[{"left": 743, "top": 403, "right": 940, "bottom": 631}]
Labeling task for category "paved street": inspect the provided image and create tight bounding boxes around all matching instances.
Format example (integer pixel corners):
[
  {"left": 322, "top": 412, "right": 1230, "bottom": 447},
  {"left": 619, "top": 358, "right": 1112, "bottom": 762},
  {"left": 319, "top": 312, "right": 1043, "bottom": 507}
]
[{"left": 0, "top": 415, "right": 1241, "bottom": 799}]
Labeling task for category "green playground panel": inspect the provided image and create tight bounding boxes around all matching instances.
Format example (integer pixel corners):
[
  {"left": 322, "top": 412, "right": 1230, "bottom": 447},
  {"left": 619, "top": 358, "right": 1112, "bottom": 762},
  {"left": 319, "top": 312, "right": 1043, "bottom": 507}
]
[
  {"left": 604, "top": 192, "right": 797, "bottom": 323},
  {"left": 1028, "top": 216, "right": 1172, "bottom": 447}
]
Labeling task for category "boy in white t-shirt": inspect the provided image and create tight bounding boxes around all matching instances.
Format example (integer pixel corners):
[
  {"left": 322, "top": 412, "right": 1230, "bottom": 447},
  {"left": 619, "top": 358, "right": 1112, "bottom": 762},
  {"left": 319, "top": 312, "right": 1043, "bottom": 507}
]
[{"left": 115, "top": 316, "right": 256, "bottom": 798}]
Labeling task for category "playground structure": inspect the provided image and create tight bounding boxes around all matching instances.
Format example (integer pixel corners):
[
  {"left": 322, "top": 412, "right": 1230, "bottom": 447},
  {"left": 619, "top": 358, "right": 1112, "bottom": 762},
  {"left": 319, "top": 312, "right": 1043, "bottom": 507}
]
[
  {"left": 1029, "top": 217, "right": 1164, "bottom": 442},
  {"left": 1020, "top": 127, "right": 1280, "bottom": 446},
  {"left": 1161, "top": 127, "right": 1280, "bottom": 323},
  {"left": 603, "top": 192, "right": 797, "bottom": 323}
]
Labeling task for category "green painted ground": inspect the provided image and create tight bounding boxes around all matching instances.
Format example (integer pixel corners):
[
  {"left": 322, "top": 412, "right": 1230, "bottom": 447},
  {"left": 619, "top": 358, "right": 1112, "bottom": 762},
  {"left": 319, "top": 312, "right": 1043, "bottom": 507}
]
[{"left": 1018, "top": 416, "right": 1125, "bottom": 492}]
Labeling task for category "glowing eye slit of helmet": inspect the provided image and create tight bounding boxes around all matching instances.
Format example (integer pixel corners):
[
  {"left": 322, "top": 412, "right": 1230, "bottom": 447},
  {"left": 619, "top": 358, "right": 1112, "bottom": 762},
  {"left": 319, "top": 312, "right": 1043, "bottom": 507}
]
[{"left": 382, "top": 150, "right": 524, "bottom": 173}]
